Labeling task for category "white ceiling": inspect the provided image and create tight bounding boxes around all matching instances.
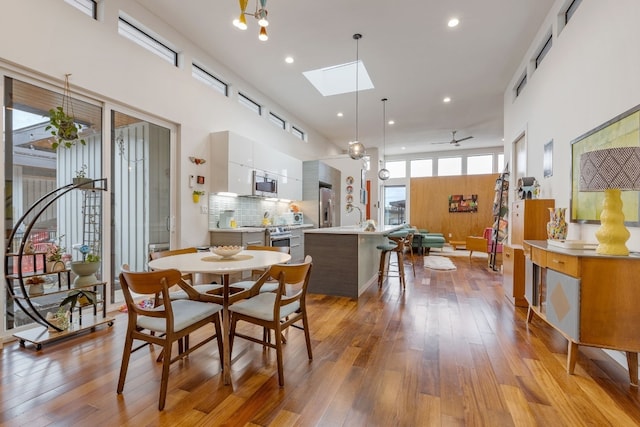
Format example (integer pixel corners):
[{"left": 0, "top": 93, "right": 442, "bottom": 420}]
[{"left": 135, "top": 0, "right": 555, "bottom": 156}]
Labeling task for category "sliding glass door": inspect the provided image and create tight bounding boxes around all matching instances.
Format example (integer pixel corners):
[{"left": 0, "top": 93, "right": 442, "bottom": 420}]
[{"left": 110, "top": 110, "right": 171, "bottom": 304}]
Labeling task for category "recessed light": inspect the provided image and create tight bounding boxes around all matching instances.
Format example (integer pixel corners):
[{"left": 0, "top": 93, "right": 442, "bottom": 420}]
[
  {"left": 388, "top": 120, "right": 395, "bottom": 125},
  {"left": 448, "top": 18, "right": 459, "bottom": 28},
  {"left": 443, "top": 97, "right": 451, "bottom": 103},
  {"left": 337, "top": 112, "right": 343, "bottom": 117},
  {"left": 285, "top": 56, "right": 294, "bottom": 64},
  {"left": 401, "top": 146, "right": 406, "bottom": 150}
]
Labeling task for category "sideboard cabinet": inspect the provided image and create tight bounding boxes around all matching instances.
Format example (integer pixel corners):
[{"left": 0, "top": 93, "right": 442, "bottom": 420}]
[
  {"left": 503, "top": 199, "right": 554, "bottom": 307},
  {"left": 523, "top": 240, "right": 640, "bottom": 386}
]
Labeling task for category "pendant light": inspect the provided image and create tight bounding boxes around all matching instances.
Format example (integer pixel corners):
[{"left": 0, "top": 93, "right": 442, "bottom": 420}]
[
  {"left": 348, "top": 33, "right": 366, "bottom": 160},
  {"left": 378, "top": 98, "right": 390, "bottom": 180}
]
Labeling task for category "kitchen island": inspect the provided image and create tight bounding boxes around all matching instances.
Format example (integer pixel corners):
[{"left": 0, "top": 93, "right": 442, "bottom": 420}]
[{"left": 304, "top": 224, "right": 405, "bottom": 298}]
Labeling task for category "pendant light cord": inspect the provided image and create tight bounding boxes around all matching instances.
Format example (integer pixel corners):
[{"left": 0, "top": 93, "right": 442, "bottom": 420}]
[{"left": 354, "top": 33, "right": 361, "bottom": 143}]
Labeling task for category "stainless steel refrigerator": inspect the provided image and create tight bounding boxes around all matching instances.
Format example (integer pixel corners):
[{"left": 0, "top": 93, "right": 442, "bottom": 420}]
[{"left": 319, "top": 187, "right": 335, "bottom": 228}]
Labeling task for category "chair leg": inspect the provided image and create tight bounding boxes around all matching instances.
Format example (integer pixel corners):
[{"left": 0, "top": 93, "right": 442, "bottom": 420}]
[
  {"left": 274, "top": 323, "right": 285, "bottom": 387},
  {"left": 302, "top": 312, "right": 313, "bottom": 360},
  {"left": 213, "top": 315, "right": 224, "bottom": 367},
  {"left": 408, "top": 245, "right": 416, "bottom": 277},
  {"left": 158, "top": 343, "right": 172, "bottom": 410},
  {"left": 397, "top": 250, "right": 406, "bottom": 289},
  {"left": 378, "top": 250, "right": 387, "bottom": 287},
  {"left": 229, "top": 315, "right": 238, "bottom": 355},
  {"left": 117, "top": 332, "right": 134, "bottom": 394}
]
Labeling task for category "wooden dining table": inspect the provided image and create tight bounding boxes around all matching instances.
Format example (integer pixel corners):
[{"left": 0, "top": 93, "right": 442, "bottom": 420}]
[{"left": 148, "top": 249, "right": 291, "bottom": 385}]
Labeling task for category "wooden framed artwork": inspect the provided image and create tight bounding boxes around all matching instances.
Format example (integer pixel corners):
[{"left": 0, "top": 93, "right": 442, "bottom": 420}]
[
  {"left": 448, "top": 194, "right": 478, "bottom": 213},
  {"left": 570, "top": 104, "right": 640, "bottom": 224}
]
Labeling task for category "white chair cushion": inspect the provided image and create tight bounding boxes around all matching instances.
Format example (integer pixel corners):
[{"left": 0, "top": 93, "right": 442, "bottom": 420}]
[
  {"left": 229, "top": 293, "right": 299, "bottom": 321},
  {"left": 169, "top": 283, "right": 222, "bottom": 300},
  {"left": 137, "top": 300, "right": 222, "bottom": 333},
  {"left": 232, "top": 280, "right": 279, "bottom": 293}
]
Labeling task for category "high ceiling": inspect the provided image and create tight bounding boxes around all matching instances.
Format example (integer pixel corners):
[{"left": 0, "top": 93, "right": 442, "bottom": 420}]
[{"left": 135, "top": 0, "right": 555, "bottom": 156}]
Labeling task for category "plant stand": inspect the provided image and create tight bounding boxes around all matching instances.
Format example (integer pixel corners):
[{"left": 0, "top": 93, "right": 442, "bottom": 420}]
[{"left": 4, "top": 179, "right": 113, "bottom": 350}]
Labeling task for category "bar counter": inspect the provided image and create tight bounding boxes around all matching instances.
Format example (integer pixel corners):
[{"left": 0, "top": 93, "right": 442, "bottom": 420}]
[{"left": 304, "top": 225, "right": 404, "bottom": 298}]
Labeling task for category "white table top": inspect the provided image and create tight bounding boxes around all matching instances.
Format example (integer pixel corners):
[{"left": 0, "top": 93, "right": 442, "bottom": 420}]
[{"left": 148, "top": 250, "right": 291, "bottom": 274}]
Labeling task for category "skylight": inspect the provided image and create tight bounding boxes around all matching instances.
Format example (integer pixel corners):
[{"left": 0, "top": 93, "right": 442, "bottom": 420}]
[{"left": 303, "top": 60, "right": 374, "bottom": 96}]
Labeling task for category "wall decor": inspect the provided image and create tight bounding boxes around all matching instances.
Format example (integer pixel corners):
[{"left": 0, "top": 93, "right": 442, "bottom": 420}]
[
  {"left": 543, "top": 140, "right": 553, "bottom": 178},
  {"left": 448, "top": 194, "right": 478, "bottom": 213},
  {"left": 570, "top": 104, "right": 640, "bottom": 224}
]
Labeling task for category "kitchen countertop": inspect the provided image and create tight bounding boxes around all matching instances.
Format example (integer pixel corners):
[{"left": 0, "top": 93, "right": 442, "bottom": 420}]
[
  {"left": 304, "top": 224, "right": 404, "bottom": 235},
  {"left": 209, "top": 223, "right": 315, "bottom": 232}
]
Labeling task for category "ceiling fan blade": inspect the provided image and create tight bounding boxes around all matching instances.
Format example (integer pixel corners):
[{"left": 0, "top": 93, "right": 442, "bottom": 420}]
[
  {"left": 431, "top": 141, "right": 452, "bottom": 145},
  {"left": 455, "top": 136, "right": 474, "bottom": 143}
]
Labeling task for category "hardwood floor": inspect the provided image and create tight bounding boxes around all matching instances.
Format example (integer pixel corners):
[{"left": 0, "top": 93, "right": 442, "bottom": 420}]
[{"left": 2, "top": 252, "right": 640, "bottom": 426}]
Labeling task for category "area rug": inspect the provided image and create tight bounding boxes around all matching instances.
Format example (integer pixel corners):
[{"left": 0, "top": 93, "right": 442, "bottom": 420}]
[{"left": 424, "top": 255, "right": 457, "bottom": 271}]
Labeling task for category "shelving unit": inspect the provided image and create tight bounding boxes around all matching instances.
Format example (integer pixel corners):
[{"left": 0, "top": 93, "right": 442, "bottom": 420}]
[
  {"left": 490, "top": 170, "right": 509, "bottom": 271},
  {"left": 4, "top": 178, "right": 113, "bottom": 350}
]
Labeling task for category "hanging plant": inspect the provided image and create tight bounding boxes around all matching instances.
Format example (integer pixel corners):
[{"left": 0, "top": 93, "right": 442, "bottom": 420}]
[{"left": 45, "top": 74, "right": 86, "bottom": 149}]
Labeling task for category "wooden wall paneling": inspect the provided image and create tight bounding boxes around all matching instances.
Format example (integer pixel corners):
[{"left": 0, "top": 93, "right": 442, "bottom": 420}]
[{"left": 409, "top": 174, "right": 499, "bottom": 240}]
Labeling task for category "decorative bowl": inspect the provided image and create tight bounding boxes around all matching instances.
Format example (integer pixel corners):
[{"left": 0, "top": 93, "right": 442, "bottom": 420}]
[{"left": 210, "top": 245, "right": 243, "bottom": 258}]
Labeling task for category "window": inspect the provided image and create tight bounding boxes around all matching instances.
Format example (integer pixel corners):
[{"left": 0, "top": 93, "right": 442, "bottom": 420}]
[
  {"left": 238, "top": 92, "right": 262, "bottom": 115},
  {"left": 192, "top": 63, "right": 228, "bottom": 96},
  {"left": 467, "top": 155, "right": 493, "bottom": 175},
  {"left": 565, "top": 0, "right": 582, "bottom": 24},
  {"left": 269, "top": 112, "right": 286, "bottom": 130},
  {"left": 438, "top": 157, "right": 462, "bottom": 176},
  {"left": 118, "top": 16, "right": 178, "bottom": 66},
  {"left": 410, "top": 159, "right": 433, "bottom": 177},
  {"left": 291, "top": 125, "right": 305, "bottom": 141},
  {"left": 386, "top": 160, "right": 406, "bottom": 179},
  {"left": 515, "top": 73, "right": 527, "bottom": 97},
  {"left": 497, "top": 154, "right": 505, "bottom": 173},
  {"left": 64, "top": 0, "right": 97, "bottom": 18},
  {"left": 535, "top": 34, "right": 552, "bottom": 69},
  {"left": 383, "top": 186, "right": 406, "bottom": 225}
]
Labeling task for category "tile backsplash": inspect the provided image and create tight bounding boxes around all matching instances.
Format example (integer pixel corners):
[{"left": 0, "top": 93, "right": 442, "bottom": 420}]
[{"left": 209, "top": 195, "right": 293, "bottom": 228}]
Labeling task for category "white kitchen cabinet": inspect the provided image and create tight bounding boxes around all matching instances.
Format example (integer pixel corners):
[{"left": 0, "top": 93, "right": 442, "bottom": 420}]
[
  {"left": 278, "top": 176, "right": 302, "bottom": 201},
  {"left": 252, "top": 141, "right": 279, "bottom": 176},
  {"left": 210, "top": 131, "right": 303, "bottom": 199}
]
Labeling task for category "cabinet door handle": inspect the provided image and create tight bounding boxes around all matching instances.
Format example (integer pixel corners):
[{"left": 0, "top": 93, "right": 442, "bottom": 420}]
[
  {"left": 246, "top": 240, "right": 263, "bottom": 245},
  {"left": 551, "top": 258, "right": 565, "bottom": 264}
]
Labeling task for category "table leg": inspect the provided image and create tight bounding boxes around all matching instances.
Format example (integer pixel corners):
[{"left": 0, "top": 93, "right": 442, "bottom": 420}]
[
  {"left": 222, "top": 273, "right": 231, "bottom": 385},
  {"left": 567, "top": 340, "right": 578, "bottom": 374},
  {"left": 626, "top": 352, "right": 638, "bottom": 387}
]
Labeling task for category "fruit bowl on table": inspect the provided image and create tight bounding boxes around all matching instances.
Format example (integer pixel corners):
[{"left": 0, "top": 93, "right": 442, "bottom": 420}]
[{"left": 210, "top": 245, "right": 243, "bottom": 258}]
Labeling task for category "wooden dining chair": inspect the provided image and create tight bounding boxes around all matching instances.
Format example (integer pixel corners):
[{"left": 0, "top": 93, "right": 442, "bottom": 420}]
[
  {"left": 150, "top": 247, "right": 222, "bottom": 299},
  {"left": 117, "top": 269, "right": 224, "bottom": 410},
  {"left": 231, "top": 245, "right": 290, "bottom": 293},
  {"left": 229, "top": 255, "right": 313, "bottom": 387}
]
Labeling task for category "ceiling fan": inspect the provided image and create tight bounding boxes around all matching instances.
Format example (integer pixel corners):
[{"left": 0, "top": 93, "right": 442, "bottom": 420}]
[{"left": 432, "top": 130, "right": 474, "bottom": 147}]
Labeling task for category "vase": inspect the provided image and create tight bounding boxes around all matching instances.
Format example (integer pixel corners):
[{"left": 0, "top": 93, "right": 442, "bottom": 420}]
[
  {"left": 70, "top": 261, "right": 100, "bottom": 287},
  {"left": 547, "top": 207, "right": 568, "bottom": 240}
]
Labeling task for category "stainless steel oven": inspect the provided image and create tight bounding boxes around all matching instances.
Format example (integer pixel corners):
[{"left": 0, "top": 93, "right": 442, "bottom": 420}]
[{"left": 267, "top": 226, "right": 292, "bottom": 249}]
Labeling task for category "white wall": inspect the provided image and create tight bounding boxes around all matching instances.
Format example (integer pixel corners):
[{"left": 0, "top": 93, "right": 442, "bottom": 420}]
[
  {"left": 504, "top": 0, "right": 640, "bottom": 249},
  {"left": 0, "top": 0, "right": 342, "bottom": 247}
]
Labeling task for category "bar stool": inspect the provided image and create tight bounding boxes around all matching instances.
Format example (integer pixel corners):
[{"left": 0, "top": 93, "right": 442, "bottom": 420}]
[{"left": 377, "top": 229, "right": 416, "bottom": 289}]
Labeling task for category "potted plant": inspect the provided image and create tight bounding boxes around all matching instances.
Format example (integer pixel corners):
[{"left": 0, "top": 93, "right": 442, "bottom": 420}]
[
  {"left": 46, "top": 106, "right": 86, "bottom": 149},
  {"left": 193, "top": 190, "right": 205, "bottom": 203},
  {"left": 70, "top": 244, "right": 101, "bottom": 287},
  {"left": 60, "top": 288, "right": 97, "bottom": 312},
  {"left": 46, "top": 307, "right": 70, "bottom": 332},
  {"left": 72, "top": 164, "right": 93, "bottom": 188},
  {"left": 46, "top": 234, "right": 66, "bottom": 272},
  {"left": 45, "top": 74, "right": 86, "bottom": 149}
]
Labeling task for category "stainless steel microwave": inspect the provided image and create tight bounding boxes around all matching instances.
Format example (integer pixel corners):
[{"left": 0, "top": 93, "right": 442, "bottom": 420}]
[{"left": 252, "top": 170, "right": 278, "bottom": 197}]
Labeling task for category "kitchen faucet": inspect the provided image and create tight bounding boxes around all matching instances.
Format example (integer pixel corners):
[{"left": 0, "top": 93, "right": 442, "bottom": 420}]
[{"left": 347, "top": 205, "right": 364, "bottom": 225}]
